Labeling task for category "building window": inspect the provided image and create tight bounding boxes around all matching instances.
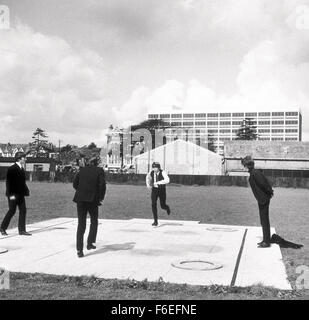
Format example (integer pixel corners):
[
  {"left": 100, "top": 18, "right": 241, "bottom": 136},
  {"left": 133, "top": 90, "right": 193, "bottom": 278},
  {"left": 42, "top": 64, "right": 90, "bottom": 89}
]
[
  {"left": 195, "top": 121, "right": 206, "bottom": 126},
  {"left": 258, "top": 112, "right": 271, "bottom": 117},
  {"left": 171, "top": 122, "right": 181, "bottom": 126},
  {"left": 259, "top": 129, "right": 270, "bottom": 133},
  {"left": 220, "top": 129, "right": 230, "bottom": 133},
  {"left": 207, "top": 121, "right": 218, "bottom": 126},
  {"left": 148, "top": 114, "right": 158, "bottom": 119},
  {"left": 220, "top": 121, "right": 231, "bottom": 126},
  {"left": 220, "top": 113, "right": 231, "bottom": 117},
  {"left": 232, "top": 121, "right": 243, "bottom": 126},
  {"left": 258, "top": 121, "right": 270, "bottom": 125},
  {"left": 171, "top": 114, "right": 182, "bottom": 118},
  {"left": 183, "top": 113, "right": 194, "bottom": 118},
  {"left": 232, "top": 113, "right": 244, "bottom": 117},
  {"left": 195, "top": 113, "right": 206, "bottom": 118},
  {"left": 207, "top": 113, "right": 218, "bottom": 118},
  {"left": 183, "top": 122, "right": 194, "bottom": 126},
  {"left": 285, "top": 120, "right": 298, "bottom": 125},
  {"left": 285, "top": 129, "right": 298, "bottom": 133},
  {"left": 245, "top": 112, "right": 257, "bottom": 117},
  {"left": 208, "top": 129, "right": 218, "bottom": 133},
  {"left": 272, "top": 120, "right": 284, "bottom": 125},
  {"left": 160, "top": 114, "right": 170, "bottom": 119},
  {"left": 272, "top": 137, "right": 284, "bottom": 141},
  {"left": 285, "top": 112, "right": 298, "bottom": 116},
  {"left": 272, "top": 129, "right": 284, "bottom": 133},
  {"left": 286, "top": 137, "right": 298, "bottom": 141},
  {"left": 272, "top": 112, "right": 284, "bottom": 116}
]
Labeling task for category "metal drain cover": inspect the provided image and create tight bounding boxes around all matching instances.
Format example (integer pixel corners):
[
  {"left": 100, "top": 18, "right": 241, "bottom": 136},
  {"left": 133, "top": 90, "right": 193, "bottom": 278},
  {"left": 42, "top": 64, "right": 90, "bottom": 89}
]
[
  {"left": 206, "top": 227, "right": 238, "bottom": 232},
  {"left": 0, "top": 248, "right": 8, "bottom": 254},
  {"left": 172, "top": 259, "right": 223, "bottom": 271}
]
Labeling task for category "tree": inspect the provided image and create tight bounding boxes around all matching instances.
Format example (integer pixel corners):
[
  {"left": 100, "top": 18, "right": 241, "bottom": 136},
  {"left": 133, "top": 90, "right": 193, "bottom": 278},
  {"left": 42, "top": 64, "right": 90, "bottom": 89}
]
[
  {"left": 88, "top": 142, "right": 97, "bottom": 149},
  {"left": 29, "top": 128, "right": 53, "bottom": 157},
  {"left": 236, "top": 118, "right": 258, "bottom": 140}
]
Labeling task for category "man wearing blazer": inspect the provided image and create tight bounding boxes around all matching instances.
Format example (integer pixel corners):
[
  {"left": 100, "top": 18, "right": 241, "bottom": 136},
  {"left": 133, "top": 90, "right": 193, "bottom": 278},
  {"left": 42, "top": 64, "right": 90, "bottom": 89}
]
[
  {"left": 242, "top": 156, "right": 274, "bottom": 248},
  {"left": 73, "top": 156, "right": 106, "bottom": 257},
  {"left": 0, "top": 152, "right": 31, "bottom": 236}
]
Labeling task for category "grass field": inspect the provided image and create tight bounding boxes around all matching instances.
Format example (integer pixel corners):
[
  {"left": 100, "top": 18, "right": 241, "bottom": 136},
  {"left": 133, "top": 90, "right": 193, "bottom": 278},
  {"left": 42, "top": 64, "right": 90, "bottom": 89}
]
[{"left": 0, "top": 181, "right": 308, "bottom": 299}]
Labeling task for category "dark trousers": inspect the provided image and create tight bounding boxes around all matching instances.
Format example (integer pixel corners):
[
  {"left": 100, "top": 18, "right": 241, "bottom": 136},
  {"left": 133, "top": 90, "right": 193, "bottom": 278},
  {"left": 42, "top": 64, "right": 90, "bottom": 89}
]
[
  {"left": 258, "top": 200, "right": 271, "bottom": 243},
  {"left": 76, "top": 202, "right": 99, "bottom": 251},
  {"left": 1, "top": 196, "right": 27, "bottom": 232},
  {"left": 151, "top": 188, "right": 170, "bottom": 223}
]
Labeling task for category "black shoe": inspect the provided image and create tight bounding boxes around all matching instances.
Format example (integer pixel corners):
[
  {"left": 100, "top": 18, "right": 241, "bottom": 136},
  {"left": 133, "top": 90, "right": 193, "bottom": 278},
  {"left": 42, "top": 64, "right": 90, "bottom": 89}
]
[
  {"left": 152, "top": 222, "right": 158, "bottom": 226},
  {"left": 258, "top": 241, "right": 270, "bottom": 248},
  {"left": 257, "top": 241, "right": 264, "bottom": 245},
  {"left": 0, "top": 228, "right": 8, "bottom": 236},
  {"left": 167, "top": 207, "right": 171, "bottom": 215},
  {"left": 77, "top": 251, "right": 84, "bottom": 258},
  {"left": 19, "top": 231, "right": 32, "bottom": 236},
  {"left": 87, "top": 244, "right": 96, "bottom": 250}
]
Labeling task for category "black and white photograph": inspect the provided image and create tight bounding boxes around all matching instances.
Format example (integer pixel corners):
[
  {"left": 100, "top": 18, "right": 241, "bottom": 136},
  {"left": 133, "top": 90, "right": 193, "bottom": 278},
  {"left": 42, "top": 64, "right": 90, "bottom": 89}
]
[{"left": 0, "top": 0, "right": 309, "bottom": 307}]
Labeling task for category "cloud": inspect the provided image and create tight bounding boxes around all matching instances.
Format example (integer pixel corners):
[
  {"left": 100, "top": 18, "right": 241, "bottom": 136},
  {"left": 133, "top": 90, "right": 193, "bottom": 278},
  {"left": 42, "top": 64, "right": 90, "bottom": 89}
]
[{"left": 0, "top": 23, "right": 114, "bottom": 145}]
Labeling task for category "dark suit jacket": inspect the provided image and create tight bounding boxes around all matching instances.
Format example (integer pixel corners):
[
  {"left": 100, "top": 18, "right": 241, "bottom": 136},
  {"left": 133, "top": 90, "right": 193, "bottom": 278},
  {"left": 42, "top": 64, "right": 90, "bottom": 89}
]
[
  {"left": 6, "top": 163, "right": 30, "bottom": 197},
  {"left": 73, "top": 166, "right": 106, "bottom": 204},
  {"left": 249, "top": 169, "right": 273, "bottom": 204}
]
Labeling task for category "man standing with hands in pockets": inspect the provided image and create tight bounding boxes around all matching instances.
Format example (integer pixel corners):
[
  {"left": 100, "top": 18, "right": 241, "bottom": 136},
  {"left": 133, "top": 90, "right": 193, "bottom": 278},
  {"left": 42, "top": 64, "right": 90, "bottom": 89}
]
[
  {"left": 146, "top": 162, "right": 171, "bottom": 226},
  {"left": 0, "top": 152, "right": 31, "bottom": 236}
]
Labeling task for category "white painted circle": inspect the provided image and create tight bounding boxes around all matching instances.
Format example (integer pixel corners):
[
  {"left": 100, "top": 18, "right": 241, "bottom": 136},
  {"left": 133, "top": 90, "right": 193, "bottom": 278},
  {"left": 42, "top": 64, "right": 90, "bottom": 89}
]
[
  {"left": 171, "top": 259, "right": 223, "bottom": 271},
  {"left": 0, "top": 248, "right": 8, "bottom": 254}
]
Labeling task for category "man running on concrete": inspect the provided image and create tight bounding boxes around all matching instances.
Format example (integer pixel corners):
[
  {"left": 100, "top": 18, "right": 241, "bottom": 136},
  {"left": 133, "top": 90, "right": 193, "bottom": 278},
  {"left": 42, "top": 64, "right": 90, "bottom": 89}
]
[{"left": 146, "top": 162, "right": 171, "bottom": 226}]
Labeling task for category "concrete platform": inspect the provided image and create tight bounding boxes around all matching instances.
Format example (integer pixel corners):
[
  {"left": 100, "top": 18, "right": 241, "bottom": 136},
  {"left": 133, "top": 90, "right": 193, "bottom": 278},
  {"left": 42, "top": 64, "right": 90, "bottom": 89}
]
[{"left": 0, "top": 218, "right": 291, "bottom": 290}]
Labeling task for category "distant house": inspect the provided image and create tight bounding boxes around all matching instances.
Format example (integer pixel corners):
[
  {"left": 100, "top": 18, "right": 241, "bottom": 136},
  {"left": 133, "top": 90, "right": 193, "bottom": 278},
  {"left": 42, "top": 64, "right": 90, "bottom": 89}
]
[{"left": 134, "top": 139, "right": 223, "bottom": 175}]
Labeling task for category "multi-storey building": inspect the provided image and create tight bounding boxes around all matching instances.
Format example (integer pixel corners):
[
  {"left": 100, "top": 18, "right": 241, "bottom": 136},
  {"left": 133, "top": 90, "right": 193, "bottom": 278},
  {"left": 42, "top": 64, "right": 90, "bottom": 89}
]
[{"left": 147, "top": 110, "right": 302, "bottom": 154}]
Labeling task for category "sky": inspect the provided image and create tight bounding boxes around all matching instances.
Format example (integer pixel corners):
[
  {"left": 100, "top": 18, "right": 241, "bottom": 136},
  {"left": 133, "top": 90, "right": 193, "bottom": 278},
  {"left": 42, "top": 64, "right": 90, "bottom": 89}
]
[{"left": 0, "top": 0, "right": 309, "bottom": 146}]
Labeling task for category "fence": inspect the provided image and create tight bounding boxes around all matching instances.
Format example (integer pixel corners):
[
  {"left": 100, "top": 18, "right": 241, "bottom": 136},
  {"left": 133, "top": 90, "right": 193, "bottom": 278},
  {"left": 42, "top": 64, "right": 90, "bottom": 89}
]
[{"left": 1, "top": 167, "right": 309, "bottom": 189}]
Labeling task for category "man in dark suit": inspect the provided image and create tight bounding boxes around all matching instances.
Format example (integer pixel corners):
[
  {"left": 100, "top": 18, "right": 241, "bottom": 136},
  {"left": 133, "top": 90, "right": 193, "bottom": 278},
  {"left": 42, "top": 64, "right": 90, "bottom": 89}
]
[
  {"left": 0, "top": 152, "right": 31, "bottom": 236},
  {"left": 242, "top": 156, "right": 274, "bottom": 248},
  {"left": 73, "top": 156, "right": 106, "bottom": 257}
]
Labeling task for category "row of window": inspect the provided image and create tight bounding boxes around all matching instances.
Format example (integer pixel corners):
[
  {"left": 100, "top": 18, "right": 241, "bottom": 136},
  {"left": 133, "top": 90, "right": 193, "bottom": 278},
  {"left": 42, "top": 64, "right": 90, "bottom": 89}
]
[
  {"left": 169, "top": 120, "right": 298, "bottom": 126},
  {"left": 149, "top": 112, "right": 299, "bottom": 119}
]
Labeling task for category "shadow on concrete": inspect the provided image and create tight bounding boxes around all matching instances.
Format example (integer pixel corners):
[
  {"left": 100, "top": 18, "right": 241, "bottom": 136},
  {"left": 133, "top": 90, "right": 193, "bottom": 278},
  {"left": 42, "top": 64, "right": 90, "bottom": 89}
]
[
  {"left": 130, "top": 245, "right": 223, "bottom": 257},
  {"left": 157, "top": 223, "right": 183, "bottom": 228},
  {"left": 86, "top": 242, "right": 136, "bottom": 257},
  {"left": 116, "top": 229, "right": 147, "bottom": 233},
  {"left": 30, "top": 227, "right": 69, "bottom": 234}
]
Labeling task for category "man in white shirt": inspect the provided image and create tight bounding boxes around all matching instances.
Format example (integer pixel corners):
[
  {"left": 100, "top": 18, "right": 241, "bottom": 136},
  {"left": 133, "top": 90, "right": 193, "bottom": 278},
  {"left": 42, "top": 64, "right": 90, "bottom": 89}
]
[{"left": 146, "top": 162, "right": 171, "bottom": 226}]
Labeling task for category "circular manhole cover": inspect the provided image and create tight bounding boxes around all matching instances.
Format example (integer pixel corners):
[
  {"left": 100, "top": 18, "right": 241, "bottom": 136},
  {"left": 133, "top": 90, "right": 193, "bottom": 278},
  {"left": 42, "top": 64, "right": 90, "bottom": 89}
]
[
  {"left": 171, "top": 260, "right": 223, "bottom": 271},
  {"left": 0, "top": 247, "right": 8, "bottom": 254},
  {"left": 206, "top": 227, "right": 238, "bottom": 232}
]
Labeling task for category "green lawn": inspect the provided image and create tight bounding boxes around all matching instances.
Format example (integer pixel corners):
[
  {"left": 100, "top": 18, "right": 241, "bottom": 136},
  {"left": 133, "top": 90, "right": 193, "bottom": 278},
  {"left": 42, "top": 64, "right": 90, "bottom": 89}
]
[{"left": 0, "top": 181, "right": 308, "bottom": 299}]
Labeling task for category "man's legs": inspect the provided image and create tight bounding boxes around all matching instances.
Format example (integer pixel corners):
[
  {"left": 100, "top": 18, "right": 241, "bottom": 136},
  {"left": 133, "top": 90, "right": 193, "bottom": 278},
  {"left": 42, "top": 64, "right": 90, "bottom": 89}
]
[
  {"left": 17, "top": 197, "right": 27, "bottom": 233},
  {"left": 258, "top": 201, "right": 271, "bottom": 243},
  {"left": 151, "top": 189, "right": 159, "bottom": 224},
  {"left": 87, "top": 204, "right": 98, "bottom": 246},
  {"left": 1, "top": 198, "right": 18, "bottom": 231},
  {"left": 158, "top": 189, "right": 170, "bottom": 215},
  {"left": 76, "top": 202, "right": 88, "bottom": 252}
]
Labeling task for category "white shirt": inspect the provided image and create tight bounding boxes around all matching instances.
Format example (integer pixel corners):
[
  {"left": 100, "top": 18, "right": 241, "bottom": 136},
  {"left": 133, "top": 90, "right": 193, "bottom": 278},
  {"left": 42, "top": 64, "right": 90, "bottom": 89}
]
[
  {"left": 146, "top": 170, "right": 170, "bottom": 188},
  {"left": 15, "top": 162, "right": 22, "bottom": 169}
]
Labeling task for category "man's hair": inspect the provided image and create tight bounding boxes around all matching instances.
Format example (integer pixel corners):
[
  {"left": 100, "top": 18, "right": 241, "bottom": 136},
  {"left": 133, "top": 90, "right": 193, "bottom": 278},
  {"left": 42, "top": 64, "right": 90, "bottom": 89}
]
[
  {"left": 14, "top": 152, "right": 26, "bottom": 162},
  {"left": 241, "top": 155, "right": 255, "bottom": 169},
  {"left": 152, "top": 162, "right": 161, "bottom": 169},
  {"left": 88, "top": 156, "right": 99, "bottom": 166}
]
